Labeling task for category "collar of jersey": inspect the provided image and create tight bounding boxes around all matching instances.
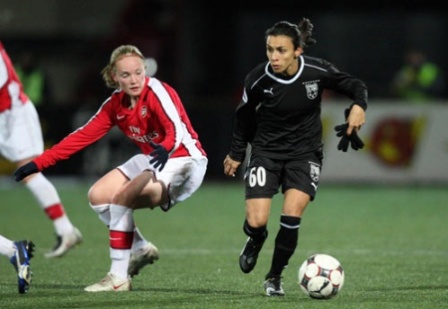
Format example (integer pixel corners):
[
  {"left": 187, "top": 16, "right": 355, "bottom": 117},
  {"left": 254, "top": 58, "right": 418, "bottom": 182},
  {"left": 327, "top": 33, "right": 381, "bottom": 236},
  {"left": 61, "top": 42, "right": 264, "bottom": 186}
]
[{"left": 264, "top": 55, "right": 304, "bottom": 84}]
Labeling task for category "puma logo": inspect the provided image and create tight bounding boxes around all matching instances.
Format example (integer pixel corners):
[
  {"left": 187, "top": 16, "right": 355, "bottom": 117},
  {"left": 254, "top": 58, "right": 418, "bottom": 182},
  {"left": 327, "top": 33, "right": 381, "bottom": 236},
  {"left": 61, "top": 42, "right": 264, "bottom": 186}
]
[{"left": 263, "top": 88, "right": 274, "bottom": 95}]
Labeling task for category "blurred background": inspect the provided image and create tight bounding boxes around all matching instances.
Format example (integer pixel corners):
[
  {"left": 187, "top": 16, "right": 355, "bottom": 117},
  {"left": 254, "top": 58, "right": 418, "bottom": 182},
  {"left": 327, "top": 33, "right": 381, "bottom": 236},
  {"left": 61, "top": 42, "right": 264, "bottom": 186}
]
[{"left": 1, "top": 0, "right": 447, "bottom": 184}]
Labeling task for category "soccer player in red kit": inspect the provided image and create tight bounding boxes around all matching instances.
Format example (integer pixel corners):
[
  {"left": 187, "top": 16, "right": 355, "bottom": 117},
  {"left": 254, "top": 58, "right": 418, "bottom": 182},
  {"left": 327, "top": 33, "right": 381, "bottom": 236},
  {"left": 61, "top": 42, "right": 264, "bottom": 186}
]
[
  {"left": 0, "top": 41, "right": 82, "bottom": 258},
  {"left": 14, "top": 44, "right": 208, "bottom": 292}
]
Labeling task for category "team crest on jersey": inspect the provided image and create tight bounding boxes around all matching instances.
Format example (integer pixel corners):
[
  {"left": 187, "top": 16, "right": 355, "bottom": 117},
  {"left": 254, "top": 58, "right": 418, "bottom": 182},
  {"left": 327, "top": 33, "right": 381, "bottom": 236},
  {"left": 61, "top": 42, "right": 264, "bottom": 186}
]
[
  {"left": 309, "top": 161, "right": 320, "bottom": 182},
  {"left": 141, "top": 105, "right": 147, "bottom": 118},
  {"left": 305, "top": 83, "right": 318, "bottom": 99}
]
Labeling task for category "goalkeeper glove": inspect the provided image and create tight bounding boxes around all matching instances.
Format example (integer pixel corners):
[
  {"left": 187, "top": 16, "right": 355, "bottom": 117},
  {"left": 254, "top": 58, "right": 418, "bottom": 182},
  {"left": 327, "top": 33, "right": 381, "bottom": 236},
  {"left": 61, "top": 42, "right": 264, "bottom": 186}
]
[
  {"left": 14, "top": 162, "right": 39, "bottom": 182},
  {"left": 334, "top": 108, "right": 365, "bottom": 152},
  {"left": 149, "top": 141, "right": 169, "bottom": 172}
]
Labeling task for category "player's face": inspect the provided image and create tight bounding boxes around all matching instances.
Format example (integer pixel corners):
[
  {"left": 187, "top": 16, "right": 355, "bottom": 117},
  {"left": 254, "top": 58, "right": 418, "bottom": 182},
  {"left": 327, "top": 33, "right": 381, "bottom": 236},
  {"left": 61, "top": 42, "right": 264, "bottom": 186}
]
[
  {"left": 113, "top": 55, "right": 146, "bottom": 97},
  {"left": 266, "top": 35, "right": 302, "bottom": 76}
]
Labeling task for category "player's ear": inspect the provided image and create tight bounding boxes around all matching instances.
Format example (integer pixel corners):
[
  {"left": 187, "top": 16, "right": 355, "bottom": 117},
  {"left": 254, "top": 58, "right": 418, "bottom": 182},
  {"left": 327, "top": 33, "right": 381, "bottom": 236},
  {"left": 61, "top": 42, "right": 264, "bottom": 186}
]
[
  {"left": 294, "top": 47, "right": 303, "bottom": 59},
  {"left": 111, "top": 71, "right": 118, "bottom": 83}
]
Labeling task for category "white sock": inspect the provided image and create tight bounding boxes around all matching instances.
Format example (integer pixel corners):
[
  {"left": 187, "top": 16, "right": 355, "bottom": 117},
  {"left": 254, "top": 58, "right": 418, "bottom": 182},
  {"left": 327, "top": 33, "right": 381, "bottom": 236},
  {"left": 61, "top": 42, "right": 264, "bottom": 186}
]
[
  {"left": 90, "top": 204, "right": 150, "bottom": 254},
  {"left": 0, "top": 235, "right": 15, "bottom": 258},
  {"left": 90, "top": 203, "right": 111, "bottom": 226},
  {"left": 25, "top": 173, "right": 74, "bottom": 235},
  {"left": 131, "top": 227, "right": 149, "bottom": 252},
  {"left": 109, "top": 204, "right": 134, "bottom": 279}
]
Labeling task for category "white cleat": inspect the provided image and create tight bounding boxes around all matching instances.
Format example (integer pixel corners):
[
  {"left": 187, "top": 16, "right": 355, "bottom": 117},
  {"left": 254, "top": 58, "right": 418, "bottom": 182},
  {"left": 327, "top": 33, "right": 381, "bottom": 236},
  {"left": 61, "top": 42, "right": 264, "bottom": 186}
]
[
  {"left": 45, "top": 227, "right": 82, "bottom": 258},
  {"left": 84, "top": 273, "right": 131, "bottom": 292},
  {"left": 128, "top": 242, "right": 159, "bottom": 277}
]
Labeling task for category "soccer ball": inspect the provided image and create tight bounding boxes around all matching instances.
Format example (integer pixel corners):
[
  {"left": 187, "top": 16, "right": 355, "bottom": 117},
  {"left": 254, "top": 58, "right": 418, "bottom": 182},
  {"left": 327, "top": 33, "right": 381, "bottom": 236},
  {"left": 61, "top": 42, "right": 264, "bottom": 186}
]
[{"left": 298, "top": 253, "right": 344, "bottom": 299}]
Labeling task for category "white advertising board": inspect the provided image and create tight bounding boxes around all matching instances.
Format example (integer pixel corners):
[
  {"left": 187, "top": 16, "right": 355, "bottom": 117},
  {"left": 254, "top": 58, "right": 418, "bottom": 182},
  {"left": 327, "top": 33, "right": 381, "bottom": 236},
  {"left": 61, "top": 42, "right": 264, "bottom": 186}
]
[{"left": 321, "top": 101, "right": 448, "bottom": 184}]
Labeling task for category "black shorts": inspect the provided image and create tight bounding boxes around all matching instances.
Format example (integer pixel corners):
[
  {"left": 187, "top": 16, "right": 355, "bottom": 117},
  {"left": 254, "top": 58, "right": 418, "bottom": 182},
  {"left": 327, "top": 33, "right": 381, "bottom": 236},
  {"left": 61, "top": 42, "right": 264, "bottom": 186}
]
[{"left": 244, "top": 151, "right": 323, "bottom": 201}]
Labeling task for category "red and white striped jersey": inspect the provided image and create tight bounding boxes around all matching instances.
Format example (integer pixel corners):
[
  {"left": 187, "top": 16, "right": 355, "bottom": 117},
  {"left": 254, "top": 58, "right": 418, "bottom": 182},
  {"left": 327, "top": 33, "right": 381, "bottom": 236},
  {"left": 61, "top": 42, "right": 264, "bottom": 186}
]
[
  {"left": 0, "top": 41, "right": 30, "bottom": 112},
  {"left": 34, "top": 76, "right": 206, "bottom": 170}
]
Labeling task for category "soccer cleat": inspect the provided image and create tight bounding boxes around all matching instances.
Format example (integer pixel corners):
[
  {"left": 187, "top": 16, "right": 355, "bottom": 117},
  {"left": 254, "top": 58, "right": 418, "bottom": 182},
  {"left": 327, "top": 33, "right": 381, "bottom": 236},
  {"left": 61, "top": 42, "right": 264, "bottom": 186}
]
[
  {"left": 264, "top": 276, "right": 285, "bottom": 296},
  {"left": 84, "top": 273, "right": 132, "bottom": 292},
  {"left": 239, "top": 232, "right": 267, "bottom": 274},
  {"left": 128, "top": 242, "right": 159, "bottom": 277},
  {"left": 10, "top": 240, "right": 35, "bottom": 294},
  {"left": 45, "top": 227, "right": 82, "bottom": 258}
]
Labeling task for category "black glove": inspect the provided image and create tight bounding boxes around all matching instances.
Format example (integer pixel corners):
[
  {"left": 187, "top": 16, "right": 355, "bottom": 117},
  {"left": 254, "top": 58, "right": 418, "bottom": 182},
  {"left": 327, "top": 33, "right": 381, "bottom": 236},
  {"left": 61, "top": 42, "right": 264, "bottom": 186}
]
[
  {"left": 149, "top": 141, "right": 169, "bottom": 172},
  {"left": 348, "top": 130, "right": 364, "bottom": 150},
  {"left": 334, "top": 123, "right": 350, "bottom": 152},
  {"left": 334, "top": 108, "right": 365, "bottom": 152},
  {"left": 13, "top": 161, "right": 39, "bottom": 182}
]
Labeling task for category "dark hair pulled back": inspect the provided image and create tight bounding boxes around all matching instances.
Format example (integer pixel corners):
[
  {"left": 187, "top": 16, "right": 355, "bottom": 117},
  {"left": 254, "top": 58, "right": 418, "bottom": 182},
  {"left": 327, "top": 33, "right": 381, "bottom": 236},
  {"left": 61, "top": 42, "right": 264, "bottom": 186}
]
[{"left": 265, "top": 18, "right": 317, "bottom": 49}]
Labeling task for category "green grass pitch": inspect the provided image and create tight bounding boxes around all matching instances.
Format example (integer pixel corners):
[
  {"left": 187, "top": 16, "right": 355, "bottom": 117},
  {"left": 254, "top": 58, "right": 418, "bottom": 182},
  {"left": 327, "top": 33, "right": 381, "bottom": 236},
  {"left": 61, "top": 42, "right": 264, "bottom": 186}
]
[{"left": 0, "top": 180, "right": 447, "bottom": 308}]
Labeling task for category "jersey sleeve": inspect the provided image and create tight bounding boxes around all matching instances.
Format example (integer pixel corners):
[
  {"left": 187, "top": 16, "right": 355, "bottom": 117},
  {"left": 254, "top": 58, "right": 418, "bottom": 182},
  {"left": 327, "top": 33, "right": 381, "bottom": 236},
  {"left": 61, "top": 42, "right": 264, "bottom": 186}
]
[
  {"left": 324, "top": 60, "right": 368, "bottom": 110},
  {"left": 147, "top": 79, "right": 185, "bottom": 154},
  {"left": 34, "top": 99, "right": 115, "bottom": 170},
  {"left": 228, "top": 74, "right": 259, "bottom": 162},
  {"left": 0, "top": 49, "right": 7, "bottom": 88}
]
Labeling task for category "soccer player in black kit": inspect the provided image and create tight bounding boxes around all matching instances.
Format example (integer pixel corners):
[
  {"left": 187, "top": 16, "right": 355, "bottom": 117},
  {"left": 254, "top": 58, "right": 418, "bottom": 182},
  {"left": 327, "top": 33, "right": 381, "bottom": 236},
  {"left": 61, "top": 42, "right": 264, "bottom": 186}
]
[{"left": 223, "top": 18, "right": 368, "bottom": 296}]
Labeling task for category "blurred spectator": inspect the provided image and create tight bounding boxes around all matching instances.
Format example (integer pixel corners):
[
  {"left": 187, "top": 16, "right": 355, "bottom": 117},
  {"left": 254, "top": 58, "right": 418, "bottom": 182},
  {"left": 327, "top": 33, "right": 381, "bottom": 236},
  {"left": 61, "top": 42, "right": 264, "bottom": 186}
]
[
  {"left": 14, "top": 51, "right": 51, "bottom": 108},
  {"left": 390, "top": 49, "right": 445, "bottom": 103}
]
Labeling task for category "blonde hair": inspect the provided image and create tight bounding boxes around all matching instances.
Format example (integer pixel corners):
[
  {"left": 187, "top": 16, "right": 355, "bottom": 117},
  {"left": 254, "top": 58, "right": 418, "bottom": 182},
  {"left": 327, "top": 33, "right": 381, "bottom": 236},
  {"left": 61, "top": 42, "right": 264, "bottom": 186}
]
[{"left": 101, "top": 45, "right": 146, "bottom": 89}]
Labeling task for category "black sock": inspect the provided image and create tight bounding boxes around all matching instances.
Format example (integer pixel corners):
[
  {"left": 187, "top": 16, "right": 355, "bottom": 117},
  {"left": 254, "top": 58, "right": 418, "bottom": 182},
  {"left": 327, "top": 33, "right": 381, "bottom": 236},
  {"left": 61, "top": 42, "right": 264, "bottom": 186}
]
[
  {"left": 266, "top": 215, "right": 301, "bottom": 279},
  {"left": 243, "top": 219, "right": 267, "bottom": 243}
]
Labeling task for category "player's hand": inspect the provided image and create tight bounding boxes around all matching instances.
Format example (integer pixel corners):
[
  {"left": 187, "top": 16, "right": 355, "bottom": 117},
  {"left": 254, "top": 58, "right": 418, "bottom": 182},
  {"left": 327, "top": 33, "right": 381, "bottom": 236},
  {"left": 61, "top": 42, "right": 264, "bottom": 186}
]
[
  {"left": 13, "top": 162, "right": 39, "bottom": 182},
  {"left": 335, "top": 106, "right": 365, "bottom": 152},
  {"left": 223, "top": 154, "right": 241, "bottom": 177},
  {"left": 149, "top": 141, "right": 169, "bottom": 172}
]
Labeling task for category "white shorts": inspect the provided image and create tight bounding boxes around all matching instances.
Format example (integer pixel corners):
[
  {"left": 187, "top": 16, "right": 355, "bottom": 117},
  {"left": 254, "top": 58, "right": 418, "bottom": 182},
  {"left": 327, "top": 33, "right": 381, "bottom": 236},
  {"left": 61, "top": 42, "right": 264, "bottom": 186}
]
[
  {"left": 0, "top": 101, "right": 43, "bottom": 162},
  {"left": 117, "top": 154, "right": 208, "bottom": 211}
]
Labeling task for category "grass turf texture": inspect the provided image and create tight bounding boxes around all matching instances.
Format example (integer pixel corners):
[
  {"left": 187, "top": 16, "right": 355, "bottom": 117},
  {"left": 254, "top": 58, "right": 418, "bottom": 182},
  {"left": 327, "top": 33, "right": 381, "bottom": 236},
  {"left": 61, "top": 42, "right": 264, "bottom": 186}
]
[{"left": 0, "top": 181, "right": 447, "bottom": 308}]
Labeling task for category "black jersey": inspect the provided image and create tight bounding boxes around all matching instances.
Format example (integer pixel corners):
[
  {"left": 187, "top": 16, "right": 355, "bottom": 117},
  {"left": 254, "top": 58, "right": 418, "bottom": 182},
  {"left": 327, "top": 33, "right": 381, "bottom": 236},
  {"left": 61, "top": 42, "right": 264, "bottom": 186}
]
[{"left": 229, "top": 55, "right": 368, "bottom": 161}]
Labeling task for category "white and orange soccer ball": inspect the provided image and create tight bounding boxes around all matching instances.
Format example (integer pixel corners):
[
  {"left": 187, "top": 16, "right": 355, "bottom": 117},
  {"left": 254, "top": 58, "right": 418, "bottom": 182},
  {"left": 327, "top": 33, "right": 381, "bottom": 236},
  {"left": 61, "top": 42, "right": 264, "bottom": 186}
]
[{"left": 298, "top": 253, "right": 345, "bottom": 299}]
